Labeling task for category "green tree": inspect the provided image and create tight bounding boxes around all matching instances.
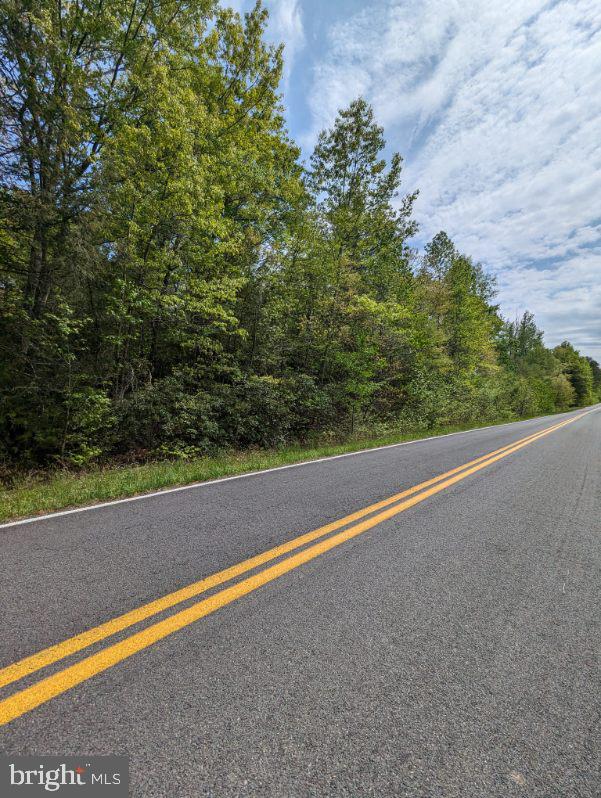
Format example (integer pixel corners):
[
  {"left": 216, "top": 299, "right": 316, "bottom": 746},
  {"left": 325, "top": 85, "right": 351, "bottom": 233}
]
[
  {"left": 554, "top": 341, "right": 594, "bottom": 407},
  {"left": 0, "top": 11, "right": 596, "bottom": 472},
  {"left": 420, "top": 231, "right": 499, "bottom": 375},
  {"left": 586, "top": 357, "right": 601, "bottom": 399},
  {"left": 498, "top": 311, "right": 544, "bottom": 366},
  {"left": 0, "top": 0, "right": 302, "bottom": 462},
  {"left": 301, "top": 98, "right": 419, "bottom": 425}
]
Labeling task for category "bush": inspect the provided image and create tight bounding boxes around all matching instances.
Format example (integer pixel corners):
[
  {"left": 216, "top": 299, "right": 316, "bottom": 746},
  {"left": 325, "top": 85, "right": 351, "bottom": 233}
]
[
  {"left": 59, "top": 389, "right": 115, "bottom": 466},
  {"left": 549, "top": 374, "right": 576, "bottom": 411},
  {"left": 112, "top": 372, "right": 337, "bottom": 458},
  {"left": 114, "top": 376, "right": 222, "bottom": 458}
]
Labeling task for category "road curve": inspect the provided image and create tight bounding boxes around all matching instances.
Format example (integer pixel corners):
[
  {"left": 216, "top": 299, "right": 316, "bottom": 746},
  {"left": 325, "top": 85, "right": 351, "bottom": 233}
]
[{"left": 1, "top": 408, "right": 600, "bottom": 796}]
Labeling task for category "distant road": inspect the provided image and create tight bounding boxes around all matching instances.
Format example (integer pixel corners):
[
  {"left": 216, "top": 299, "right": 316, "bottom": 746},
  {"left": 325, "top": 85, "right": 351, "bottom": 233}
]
[{"left": 1, "top": 408, "right": 600, "bottom": 797}]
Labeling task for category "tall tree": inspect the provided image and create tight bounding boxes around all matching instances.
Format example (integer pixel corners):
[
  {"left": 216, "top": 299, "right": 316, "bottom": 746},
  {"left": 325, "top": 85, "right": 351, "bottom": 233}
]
[
  {"left": 308, "top": 97, "right": 418, "bottom": 296},
  {"left": 554, "top": 341, "right": 594, "bottom": 406},
  {"left": 420, "top": 231, "right": 499, "bottom": 374},
  {"left": 302, "top": 99, "right": 420, "bottom": 421},
  {"left": 585, "top": 357, "right": 601, "bottom": 398}
]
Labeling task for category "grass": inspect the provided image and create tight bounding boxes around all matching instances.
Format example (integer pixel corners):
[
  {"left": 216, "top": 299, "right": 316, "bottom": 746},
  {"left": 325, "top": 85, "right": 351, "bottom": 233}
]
[{"left": 1, "top": 415, "right": 540, "bottom": 524}]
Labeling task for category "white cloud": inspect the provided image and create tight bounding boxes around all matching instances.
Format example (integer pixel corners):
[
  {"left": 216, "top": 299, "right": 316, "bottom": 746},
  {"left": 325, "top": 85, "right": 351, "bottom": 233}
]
[
  {"left": 497, "top": 252, "right": 601, "bottom": 358},
  {"left": 267, "top": 0, "right": 305, "bottom": 87},
  {"left": 303, "top": 0, "right": 601, "bottom": 359},
  {"left": 221, "top": 0, "right": 246, "bottom": 13}
]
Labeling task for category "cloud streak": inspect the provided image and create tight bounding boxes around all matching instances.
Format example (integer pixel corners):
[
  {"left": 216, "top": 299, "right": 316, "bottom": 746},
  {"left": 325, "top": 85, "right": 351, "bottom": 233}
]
[{"left": 268, "top": 0, "right": 305, "bottom": 86}]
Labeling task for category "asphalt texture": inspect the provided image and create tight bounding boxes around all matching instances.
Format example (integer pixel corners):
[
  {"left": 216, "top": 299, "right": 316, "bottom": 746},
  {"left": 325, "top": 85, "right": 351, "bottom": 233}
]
[{"left": 1, "top": 408, "right": 600, "bottom": 797}]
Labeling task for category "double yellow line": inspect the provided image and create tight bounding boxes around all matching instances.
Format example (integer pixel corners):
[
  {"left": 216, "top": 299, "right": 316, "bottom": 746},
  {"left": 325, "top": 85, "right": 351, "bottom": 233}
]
[{"left": 0, "top": 411, "right": 592, "bottom": 726}]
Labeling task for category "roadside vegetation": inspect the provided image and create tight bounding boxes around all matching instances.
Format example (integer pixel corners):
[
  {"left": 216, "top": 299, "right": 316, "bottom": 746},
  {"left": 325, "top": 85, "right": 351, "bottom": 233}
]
[
  {"left": 0, "top": 414, "right": 577, "bottom": 523},
  {"left": 1, "top": 1, "right": 600, "bottom": 514}
]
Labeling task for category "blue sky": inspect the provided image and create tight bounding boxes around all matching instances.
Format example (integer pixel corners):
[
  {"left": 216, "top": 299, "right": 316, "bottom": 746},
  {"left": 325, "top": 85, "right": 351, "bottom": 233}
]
[{"left": 227, "top": 0, "right": 601, "bottom": 360}]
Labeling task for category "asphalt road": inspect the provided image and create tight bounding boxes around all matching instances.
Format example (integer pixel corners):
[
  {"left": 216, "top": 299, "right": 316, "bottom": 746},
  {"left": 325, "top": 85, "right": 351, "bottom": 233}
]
[{"left": 1, "top": 408, "right": 600, "bottom": 797}]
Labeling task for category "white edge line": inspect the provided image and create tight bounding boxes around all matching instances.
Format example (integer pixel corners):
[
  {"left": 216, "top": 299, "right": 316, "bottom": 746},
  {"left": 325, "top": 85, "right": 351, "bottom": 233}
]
[{"left": 1, "top": 409, "right": 595, "bottom": 530}]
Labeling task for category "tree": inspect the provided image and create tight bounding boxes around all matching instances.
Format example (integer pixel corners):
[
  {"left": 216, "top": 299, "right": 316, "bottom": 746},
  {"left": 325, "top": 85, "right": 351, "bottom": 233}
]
[
  {"left": 499, "top": 311, "right": 544, "bottom": 366},
  {"left": 586, "top": 357, "right": 601, "bottom": 399},
  {"left": 419, "top": 231, "right": 499, "bottom": 375},
  {"left": 422, "top": 231, "right": 455, "bottom": 280},
  {"left": 0, "top": 0, "right": 303, "bottom": 462},
  {"left": 302, "top": 98, "right": 419, "bottom": 425},
  {"left": 0, "top": 15, "right": 596, "bottom": 470},
  {"left": 554, "top": 342, "right": 594, "bottom": 407},
  {"left": 308, "top": 98, "right": 418, "bottom": 295}
]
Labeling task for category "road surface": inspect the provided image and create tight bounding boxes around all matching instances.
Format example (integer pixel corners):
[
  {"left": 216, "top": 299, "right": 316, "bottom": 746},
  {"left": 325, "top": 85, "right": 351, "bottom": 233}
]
[{"left": 1, "top": 408, "right": 600, "bottom": 796}]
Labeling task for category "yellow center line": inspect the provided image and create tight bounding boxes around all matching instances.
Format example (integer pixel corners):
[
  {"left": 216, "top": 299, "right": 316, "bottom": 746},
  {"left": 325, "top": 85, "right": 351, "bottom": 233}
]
[
  {"left": 0, "top": 416, "right": 574, "bottom": 692},
  {"left": 0, "top": 410, "right": 592, "bottom": 726}
]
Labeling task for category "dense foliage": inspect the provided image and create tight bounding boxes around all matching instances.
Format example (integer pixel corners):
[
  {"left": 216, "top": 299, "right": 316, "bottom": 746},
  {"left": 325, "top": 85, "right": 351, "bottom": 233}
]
[{"left": 0, "top": 0, "right": 598, "bottom": 469}]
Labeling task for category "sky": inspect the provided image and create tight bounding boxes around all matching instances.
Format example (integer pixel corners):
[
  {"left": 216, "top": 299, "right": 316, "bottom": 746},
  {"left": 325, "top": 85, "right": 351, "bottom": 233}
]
[{"left": 226, "top": 0, "right": 601, "bottom": 360}]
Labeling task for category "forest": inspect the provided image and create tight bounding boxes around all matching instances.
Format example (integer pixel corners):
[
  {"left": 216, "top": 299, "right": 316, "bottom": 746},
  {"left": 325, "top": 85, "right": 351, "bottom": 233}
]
[{"left": 1, "top": 0, "right": 599, "bottom": 474}]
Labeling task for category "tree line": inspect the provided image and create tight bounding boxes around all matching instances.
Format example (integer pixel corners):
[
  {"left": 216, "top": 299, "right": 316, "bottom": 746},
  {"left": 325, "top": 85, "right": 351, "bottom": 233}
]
[{"left": 1, "top": 0, "right": 599, "bottom": 469}]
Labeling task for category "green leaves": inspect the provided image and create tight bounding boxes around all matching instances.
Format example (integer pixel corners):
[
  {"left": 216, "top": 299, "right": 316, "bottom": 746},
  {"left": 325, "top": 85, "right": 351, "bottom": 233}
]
[{"left": 0, "top": 12, "right": 592, "bottom": 469}]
